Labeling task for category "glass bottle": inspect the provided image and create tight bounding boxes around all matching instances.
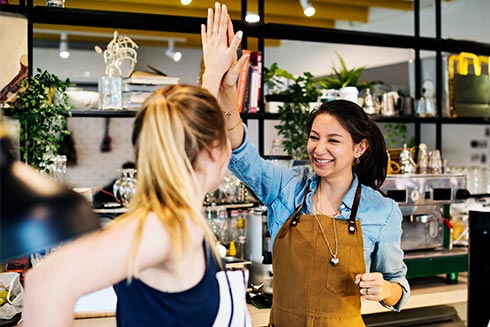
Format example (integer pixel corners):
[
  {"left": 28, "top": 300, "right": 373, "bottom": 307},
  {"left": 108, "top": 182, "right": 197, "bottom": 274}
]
[
  {"left": 236, "top": 235, "right": 247, "bottom": 260},
  {"left": 399, "top": 144, "right": 416, "bottom": 174},
  {"left": 417, "top": 143, "right": 428, "bottom": 174},
  {"left": 428, "top": 149, "right": 443, "bottom": 174}
]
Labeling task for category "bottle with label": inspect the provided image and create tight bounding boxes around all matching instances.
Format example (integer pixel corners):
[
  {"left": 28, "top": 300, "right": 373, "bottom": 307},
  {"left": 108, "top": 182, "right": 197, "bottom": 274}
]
[
  {"left": 417, "top": 143, "right": 428, "bottom": 174},
  {"left": 236, "top": 235, "right": 247, "bottom": 259},
  {"left": 228, "top": 209, "right": 239, "bottom": 244},
  {"left": 237, "top": 209, "right": 248, "bottom": 238}
]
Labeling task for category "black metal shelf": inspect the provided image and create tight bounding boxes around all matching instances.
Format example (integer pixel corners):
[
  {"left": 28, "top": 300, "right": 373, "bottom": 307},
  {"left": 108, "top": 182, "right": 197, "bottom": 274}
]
[
  {"left": 3, "top": 5, "right": 489, "bottom": 55},
  {"left": 68, "top": 109, "right": 490, "bottom": 125},
  {"left": 70, "top": 109, "right": 137, "bottom": 117},
  {"left": 242, "top": 112, "right": 490, "bottom": 125}
]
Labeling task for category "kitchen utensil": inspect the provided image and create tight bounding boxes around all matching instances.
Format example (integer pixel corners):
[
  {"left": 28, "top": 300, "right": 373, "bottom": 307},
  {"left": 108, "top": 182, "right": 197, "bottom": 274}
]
[
  {"left": 100, "top": 118, "right": 112, "bottom": 153},
  {"left": 399, "top": 96, "right": 415, "bottom": 116}
]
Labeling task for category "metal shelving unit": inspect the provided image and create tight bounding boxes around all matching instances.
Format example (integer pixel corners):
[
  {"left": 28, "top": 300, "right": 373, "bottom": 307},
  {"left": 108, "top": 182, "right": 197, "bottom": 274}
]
[{"left": 2, "top": 1, "right": 489, "bottom": 155}]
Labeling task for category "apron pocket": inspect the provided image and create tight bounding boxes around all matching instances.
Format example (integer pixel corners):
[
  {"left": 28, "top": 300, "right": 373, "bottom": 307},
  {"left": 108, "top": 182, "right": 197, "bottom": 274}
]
[{"left": 325, "top": 246, "right": 352, "bottom": 294}]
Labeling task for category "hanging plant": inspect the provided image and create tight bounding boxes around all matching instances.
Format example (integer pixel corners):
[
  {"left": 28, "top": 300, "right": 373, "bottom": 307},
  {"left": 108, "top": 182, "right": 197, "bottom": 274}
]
[{"left": 6, "top": 68, "right": 72, "bottom": 171}]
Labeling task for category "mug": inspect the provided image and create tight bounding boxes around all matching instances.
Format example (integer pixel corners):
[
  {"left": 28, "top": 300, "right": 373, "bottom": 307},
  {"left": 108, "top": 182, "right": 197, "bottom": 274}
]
[{"left": 387, "top": 160, "right": 401, "bottom": 174}]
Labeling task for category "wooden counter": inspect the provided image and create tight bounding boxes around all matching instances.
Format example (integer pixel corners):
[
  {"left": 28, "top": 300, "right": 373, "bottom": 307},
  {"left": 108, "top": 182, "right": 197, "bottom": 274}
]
[{"left": 15, "top": 275, "right": 467, "bottom": 327}]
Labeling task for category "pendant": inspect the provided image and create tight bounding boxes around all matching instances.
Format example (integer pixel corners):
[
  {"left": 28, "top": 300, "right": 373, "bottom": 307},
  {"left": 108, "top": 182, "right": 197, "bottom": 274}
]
[{"left": 330, "top": 256, "right": 340, "bottom": 266}]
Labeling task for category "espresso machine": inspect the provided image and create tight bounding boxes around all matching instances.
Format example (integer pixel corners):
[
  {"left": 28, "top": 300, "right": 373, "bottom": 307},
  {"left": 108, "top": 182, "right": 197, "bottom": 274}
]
[
  {"left": 246, "top": 206, "right": 273, "bottom": 295},
  {"left": 380, "top": 174, "right": 470, "bottom": 282}
]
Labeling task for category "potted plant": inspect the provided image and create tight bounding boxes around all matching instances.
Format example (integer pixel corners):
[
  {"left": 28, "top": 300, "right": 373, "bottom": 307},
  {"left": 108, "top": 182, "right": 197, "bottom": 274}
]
[
  {"left": 263, "top": 63, "right": 295, "bottom": 113},
  {"left": 275, "top": 70, "right": 322, "bottom": 160},
  {"left": 319, "top": 52, "right": 367, "bottom": 103},
  {"left": 6, "top": 68, "right": 72, "bottom": 172}
]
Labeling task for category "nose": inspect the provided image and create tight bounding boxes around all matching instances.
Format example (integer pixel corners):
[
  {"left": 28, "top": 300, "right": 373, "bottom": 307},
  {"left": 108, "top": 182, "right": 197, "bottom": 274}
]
[{"left": 314, "top": 139, "right": 329, "bottom": 155}]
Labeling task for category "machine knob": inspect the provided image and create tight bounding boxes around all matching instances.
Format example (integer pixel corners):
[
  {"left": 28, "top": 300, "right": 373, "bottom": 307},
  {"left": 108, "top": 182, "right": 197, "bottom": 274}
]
[
  {"left": 455, "top": 189, "right": 471, "bottom": 200},
  {"left": 410, "top": 190, "right": 421, "bottom": 202}
]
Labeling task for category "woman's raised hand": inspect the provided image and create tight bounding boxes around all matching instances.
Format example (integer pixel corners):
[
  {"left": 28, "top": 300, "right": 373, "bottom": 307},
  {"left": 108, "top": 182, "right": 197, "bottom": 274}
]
[{"left": 201, "top": 2, "right": 248, "bottom": 98}]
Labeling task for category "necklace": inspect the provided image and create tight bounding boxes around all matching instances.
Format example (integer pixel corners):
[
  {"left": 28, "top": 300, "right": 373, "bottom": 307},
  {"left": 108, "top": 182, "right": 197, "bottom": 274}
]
[{"left": 314, "top": 184, "right": 340, "bottom": 266}]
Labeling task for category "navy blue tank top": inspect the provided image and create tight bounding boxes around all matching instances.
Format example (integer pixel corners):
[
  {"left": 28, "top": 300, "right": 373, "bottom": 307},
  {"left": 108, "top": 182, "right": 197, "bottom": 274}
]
[{"left": 113, "top": 242, "right": 219, "bottom": 327}]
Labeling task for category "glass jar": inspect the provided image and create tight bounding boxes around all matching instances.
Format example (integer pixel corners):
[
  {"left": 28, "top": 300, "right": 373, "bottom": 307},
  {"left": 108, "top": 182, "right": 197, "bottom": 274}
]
[{"left": 113, "top": 168, "right": 137, "bottom": 207}]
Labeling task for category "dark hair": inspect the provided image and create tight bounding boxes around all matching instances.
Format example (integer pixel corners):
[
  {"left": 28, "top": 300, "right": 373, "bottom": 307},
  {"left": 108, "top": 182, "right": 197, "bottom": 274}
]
[{"left": 306, "top": 99, "right": 387, "bottom": 189}]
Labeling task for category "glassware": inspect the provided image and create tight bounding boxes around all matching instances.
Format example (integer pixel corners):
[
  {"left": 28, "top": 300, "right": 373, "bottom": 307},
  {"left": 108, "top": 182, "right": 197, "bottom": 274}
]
[
  {"left": 417, "top": 143, "right": 428, "bottom": 174},
  {"left": 113, "top": 168, "right": 137, "bottom": 207},
  {"left": 98, "top": 76, "right": 122, "bottom": 110},
  {"left": 362, "top": 88, "right": 376, "bottom": 115},
  {"left": 428, "top": 149, "right": 443, "bottom": 174},
  {"left": 398, "top": 144, "right": 416, "bottom": 174}
]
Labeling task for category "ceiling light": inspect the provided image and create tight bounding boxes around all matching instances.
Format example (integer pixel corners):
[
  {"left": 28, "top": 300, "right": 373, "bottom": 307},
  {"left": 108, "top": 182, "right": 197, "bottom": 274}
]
[
  {"left": 165, "top": 39, "right": 182, "bottom": 62},
  {"left": 245, "top": 12, "right": 260, "bottom": 23},
  {"left": 59, "top": 32, "right": 69, "bottom": 59},
  {"left": 180, "top": 0, "right": 192, "bottom": 5},
  {"left": 300, "top": 0, "right": 316, "bottom": 17}
]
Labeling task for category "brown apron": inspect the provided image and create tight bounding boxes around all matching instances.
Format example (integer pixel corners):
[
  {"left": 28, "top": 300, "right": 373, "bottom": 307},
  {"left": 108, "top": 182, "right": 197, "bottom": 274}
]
[{"left": 270, "top": 183, "right": 366, "bottom": 327}]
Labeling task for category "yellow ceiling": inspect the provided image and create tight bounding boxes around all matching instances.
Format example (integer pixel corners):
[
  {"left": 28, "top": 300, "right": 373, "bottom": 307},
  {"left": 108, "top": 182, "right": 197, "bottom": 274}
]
[{"left": 20, "top": 0, "right": 413, "bottom": 48}]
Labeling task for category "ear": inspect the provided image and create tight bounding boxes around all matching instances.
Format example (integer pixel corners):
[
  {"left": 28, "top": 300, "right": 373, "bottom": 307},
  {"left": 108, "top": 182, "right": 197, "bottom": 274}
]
[
  {"left": 355, "top": 138, "right": 369, "bottom": 159},
  {"left": 207, "top": 139, "right": 222, "bottom": 162}
]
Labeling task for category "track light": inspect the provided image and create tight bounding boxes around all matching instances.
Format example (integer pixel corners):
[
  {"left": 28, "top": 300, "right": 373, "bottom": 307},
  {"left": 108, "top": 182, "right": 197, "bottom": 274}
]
[
  {"left": 165, "top": 39, "right": 182, "bottom": 62},
  {"left": 300, "top": 0, "right": 316, "bottom": 17},
  {"left": 180, "top": 0, "right": 192, "bottom": 5},
  {"left": 59, "top": 32, "right": 70, "bottom": 59},
  {"left": 245, "top": 12, "right": 260, "bottom": 23}
]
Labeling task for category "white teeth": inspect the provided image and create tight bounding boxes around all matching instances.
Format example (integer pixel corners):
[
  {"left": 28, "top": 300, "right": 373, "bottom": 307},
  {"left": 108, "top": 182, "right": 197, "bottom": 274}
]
[{"left": 316, "top": 158, "right": 333, "bottom": 164}]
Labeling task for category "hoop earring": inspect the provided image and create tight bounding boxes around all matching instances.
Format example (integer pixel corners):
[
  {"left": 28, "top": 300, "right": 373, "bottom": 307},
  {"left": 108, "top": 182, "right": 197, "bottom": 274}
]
[{"left": 355, "top": 157, "right": 360, "bottom": 165}]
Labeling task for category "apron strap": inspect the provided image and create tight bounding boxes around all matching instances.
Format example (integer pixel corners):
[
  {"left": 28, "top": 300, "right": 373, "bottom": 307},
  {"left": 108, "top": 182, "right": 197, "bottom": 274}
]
[
  {"left": 277, "top": 185, "right": 310, "bottom": 239},
  {"left": 278, "top": 180, "right": 362, "bottom": 238},
  {"left": 348, "top": 182, "right": 362, "bottom": 234}
]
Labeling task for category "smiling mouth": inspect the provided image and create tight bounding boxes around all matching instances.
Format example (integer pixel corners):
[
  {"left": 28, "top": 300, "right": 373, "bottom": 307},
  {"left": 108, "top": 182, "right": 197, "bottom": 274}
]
[{"left": 315, "top": 158, "right": 334, "bottom": 164}]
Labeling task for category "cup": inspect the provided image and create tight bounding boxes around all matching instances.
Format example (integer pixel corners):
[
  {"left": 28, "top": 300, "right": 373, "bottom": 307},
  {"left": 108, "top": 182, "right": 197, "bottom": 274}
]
[{"left": 387, "top": 160, "right": 401, "bottom": 174}]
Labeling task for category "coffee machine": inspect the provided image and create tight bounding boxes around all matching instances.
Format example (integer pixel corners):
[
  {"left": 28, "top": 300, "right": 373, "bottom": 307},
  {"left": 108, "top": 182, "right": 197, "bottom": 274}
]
[
  {"left": 246, "top": 206, "right": 273, "bottom": 295},
  {"left": 379, "top": 174, "right": 470, "bottom": 281}
]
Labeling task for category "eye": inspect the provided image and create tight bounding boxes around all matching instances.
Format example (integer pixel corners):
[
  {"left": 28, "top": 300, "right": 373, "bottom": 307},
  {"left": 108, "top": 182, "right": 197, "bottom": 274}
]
[
  {"left": 309, "top": 134, "right": 319, "bottom": 140},
  {"left": 328, "top": 138, "right": 340, "bottom": 143}
]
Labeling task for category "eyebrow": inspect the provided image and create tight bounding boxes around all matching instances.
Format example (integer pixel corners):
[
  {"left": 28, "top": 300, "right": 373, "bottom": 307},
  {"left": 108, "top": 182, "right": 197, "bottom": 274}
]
[{"left": 310, "top": 129, "right": 344, "bottom": 138}]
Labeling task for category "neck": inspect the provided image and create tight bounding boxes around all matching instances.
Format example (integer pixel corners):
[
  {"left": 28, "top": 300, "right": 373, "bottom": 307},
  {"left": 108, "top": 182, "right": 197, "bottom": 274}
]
[{"left": 315, "top": 174, "right": 354, "bottom": 215}]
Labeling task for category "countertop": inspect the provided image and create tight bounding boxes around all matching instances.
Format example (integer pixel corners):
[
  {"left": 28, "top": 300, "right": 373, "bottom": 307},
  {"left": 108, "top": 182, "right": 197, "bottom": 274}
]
[{"left": 15, "top": 274, "right": 468, "bottom": 327}]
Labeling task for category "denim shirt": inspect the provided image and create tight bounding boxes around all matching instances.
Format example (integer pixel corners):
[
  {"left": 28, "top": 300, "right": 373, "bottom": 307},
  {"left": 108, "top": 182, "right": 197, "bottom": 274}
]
[{"left": 228, "top": 125, "right": 410, "bottom": 311}]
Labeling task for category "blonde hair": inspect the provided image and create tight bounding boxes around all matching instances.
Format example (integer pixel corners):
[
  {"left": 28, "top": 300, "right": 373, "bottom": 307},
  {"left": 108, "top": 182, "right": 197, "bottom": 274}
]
[{"left": 114, "top": 85, "right": 226, "bottom": 279}]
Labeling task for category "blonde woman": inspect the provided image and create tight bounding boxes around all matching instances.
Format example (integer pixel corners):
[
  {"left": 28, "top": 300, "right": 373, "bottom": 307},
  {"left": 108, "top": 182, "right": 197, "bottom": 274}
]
[{"left": 23, "top": 85, "right": 239, "bottom": 326}]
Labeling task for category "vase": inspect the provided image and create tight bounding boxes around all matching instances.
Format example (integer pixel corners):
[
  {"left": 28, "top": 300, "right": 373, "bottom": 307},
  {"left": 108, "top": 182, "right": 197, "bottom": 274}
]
[
  {"left": 98, "top": 76, "right": 122, "bottom": 110},
  {"left": 113, "top": 168, "right": 137, "bottom": 207},
  {"left": 339, "top": 86, "right": 359, "bottom": 103}
]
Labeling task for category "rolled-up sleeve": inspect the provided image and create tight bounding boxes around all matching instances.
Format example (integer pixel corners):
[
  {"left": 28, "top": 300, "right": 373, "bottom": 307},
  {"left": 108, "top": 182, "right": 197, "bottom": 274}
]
[{"left": 372, "top": 201, "right": 410, "bottom": 311}]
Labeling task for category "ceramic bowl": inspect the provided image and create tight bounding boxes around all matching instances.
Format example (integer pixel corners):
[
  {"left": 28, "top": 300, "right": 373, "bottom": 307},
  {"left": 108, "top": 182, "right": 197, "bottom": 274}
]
[{"left": 66, "top": 91, "right": 100, "bottom": 109}]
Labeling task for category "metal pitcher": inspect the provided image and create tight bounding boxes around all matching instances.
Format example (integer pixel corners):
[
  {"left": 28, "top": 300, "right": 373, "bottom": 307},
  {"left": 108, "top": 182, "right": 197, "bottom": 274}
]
[{"left": 381, "top": 91, "right": 399, "bottom": 116}]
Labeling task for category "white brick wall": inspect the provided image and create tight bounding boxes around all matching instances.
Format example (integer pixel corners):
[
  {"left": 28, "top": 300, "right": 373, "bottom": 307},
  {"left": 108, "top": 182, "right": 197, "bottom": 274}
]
[{"left": 65, "top": 117, "right": 135, "bottom": 189}]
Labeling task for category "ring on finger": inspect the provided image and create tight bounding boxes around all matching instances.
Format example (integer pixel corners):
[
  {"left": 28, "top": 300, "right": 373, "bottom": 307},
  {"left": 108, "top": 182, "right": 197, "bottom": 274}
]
[{"left": 365, "top": 288, "right": 369, "bottom": 295}]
